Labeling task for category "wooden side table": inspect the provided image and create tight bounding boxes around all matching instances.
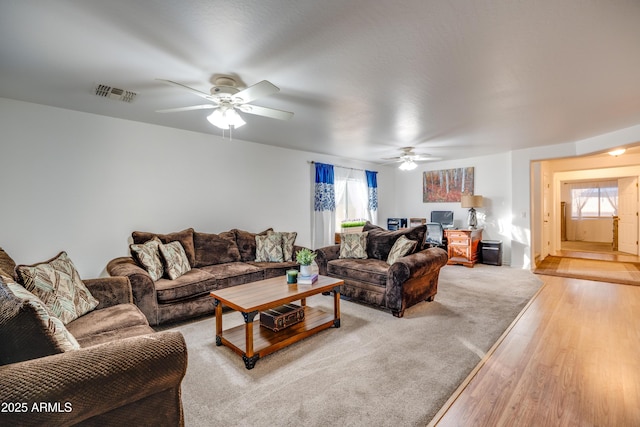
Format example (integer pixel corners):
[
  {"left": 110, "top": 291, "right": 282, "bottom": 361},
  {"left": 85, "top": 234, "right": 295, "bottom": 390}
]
[{"left": 444, "top": 229, "right": 483, "bottom": 267}]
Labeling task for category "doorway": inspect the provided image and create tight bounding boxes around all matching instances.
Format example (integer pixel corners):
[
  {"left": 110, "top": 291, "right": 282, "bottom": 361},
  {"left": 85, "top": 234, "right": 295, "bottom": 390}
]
[{"left": 533, "top": 152, "right": 640, "bottom": 267}]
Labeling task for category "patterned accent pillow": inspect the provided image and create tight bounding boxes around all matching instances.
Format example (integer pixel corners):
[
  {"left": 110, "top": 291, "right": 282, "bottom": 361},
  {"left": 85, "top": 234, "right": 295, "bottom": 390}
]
[
  {"left": 269, "top": 231, "right": 298, "bottom": 261},
  {"left": 6, "top": 282, "right": 80, "bottom": 351},
  {"left": 339, "top": 232, "right": 369, "bottom": 259},
  {"left": 159, "top": 241, "right": 192, "bottom": 280},
  {"left": 130, "top": 237, "right": 164, "bottom": 281},
  {"left": 387, "top": 235, "right": 418, "bottom": 265},
  {"left": 255, "top": 233, "right": 285, "bottom": 262},
  {"left": 15, "top": 252, "right": 99, "bottom": 325}
]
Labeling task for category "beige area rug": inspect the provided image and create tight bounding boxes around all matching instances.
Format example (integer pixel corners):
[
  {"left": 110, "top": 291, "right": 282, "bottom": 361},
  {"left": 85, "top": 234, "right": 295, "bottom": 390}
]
[
  {"left": 535, "top": 256, "right": 640, "bottom": 286},
  {"left": 168, "top": 265, "right": 542, "bottom": 427}
]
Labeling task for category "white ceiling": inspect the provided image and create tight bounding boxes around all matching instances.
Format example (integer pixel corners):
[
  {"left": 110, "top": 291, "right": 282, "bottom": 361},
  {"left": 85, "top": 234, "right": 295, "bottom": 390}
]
[{"left": 1, "top": 1, "right": 640, "bottom": 164}]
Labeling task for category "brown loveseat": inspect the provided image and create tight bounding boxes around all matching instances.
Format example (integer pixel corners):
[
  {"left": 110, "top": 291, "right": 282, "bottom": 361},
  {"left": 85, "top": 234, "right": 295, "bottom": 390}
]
[
  {"left": 0, "top": 247, "right": 187, "bottom": 426},
  {"left": 315, "top": 223, "right": 448, "bottom": 317},
  {"left": 107, "top": 227, "right": 305, "bottom": 326}
]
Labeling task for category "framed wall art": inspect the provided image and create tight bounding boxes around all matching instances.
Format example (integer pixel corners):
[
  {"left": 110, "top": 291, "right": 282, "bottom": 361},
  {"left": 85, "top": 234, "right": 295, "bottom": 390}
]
[{"left": 423, "top": 167, "right": 474, "bottom": 202}]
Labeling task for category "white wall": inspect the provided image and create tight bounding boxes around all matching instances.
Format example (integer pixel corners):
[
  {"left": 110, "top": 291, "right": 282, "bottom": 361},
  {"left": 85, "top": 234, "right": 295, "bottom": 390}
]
[
  {"left": 393, "top": 152, "right": 514, "bottom": 265},
  {"left": 0, "top": 98, "right": 395, "bottom": 277}
]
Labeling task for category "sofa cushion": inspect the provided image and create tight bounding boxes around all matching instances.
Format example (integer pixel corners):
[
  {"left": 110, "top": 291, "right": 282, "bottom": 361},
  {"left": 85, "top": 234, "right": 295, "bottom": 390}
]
[
  {"left": 66, "top": 303, "right": 152, "bottom": 347},
  {"left": 365, "top": 225, "right": 426, "bottom": 260},
  {"left": 339, "top": 232, "right": 368, "bottom": 259},
  {"left": 154, "top": 268, "right": 217, "bottom": 303},
  {"left": 130, "top": 237, "right": 164, "bottom": 281},
  {"left": 200, "top": 262, "right": 264, "bottom": 289},
  {"left": 132, "top": 228, "right": 196, "bottom": 267},
  {"left": 248, "top": 261, "right": 299, "bottom": 279},
  {"left": 0, "top": 278, "right": 78, "bottom": 366},
  {"left": 255, "top": 233, "right": 285, "bottom": 262},
  {"left": 15, "top": 252, "right": 99, "bottom": 324},
  {"left": 233, "top": 228, "right": 273, "bottom": 262},
  {"left": 193, "top": 231, "right": 241, "bottom": 267},
  {"left": 387, "top": 235, "right": 418, "bottom": 265},
  {"left": 160, "top": 241, "right": 191, "bottom": 280},
  {"left": 327, "top": 258, "right": 389, "bottom": 287}
]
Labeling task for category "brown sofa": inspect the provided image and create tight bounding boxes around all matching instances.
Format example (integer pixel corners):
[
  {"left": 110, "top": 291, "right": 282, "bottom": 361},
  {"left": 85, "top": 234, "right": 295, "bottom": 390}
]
[
  {"left": 0, "top": 248, "right": 187, "bottom": 426},
  {"left": 107, "top": 227, "right": 305, "bottom": 326},
  {"left": 315, "top": 223, "right": 448, "bottom": 317}
]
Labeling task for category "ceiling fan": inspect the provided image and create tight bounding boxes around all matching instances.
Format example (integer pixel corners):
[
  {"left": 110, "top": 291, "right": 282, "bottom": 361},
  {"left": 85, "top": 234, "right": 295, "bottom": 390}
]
[
  {"left": 156, "top": 76, "right": 294, "bottom": 130},
  {"left": 382, "top": 147, "right": 442, "bottom": 170}
]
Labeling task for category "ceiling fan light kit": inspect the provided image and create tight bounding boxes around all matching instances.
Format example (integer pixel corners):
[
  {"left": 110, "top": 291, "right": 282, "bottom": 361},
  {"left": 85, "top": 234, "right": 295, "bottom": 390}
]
[
  {"left": 207, "top": 107, "right": 245, "bottom": 129},
  {"left": 399, "top": 159, "right": 418, "bottom": 171}
]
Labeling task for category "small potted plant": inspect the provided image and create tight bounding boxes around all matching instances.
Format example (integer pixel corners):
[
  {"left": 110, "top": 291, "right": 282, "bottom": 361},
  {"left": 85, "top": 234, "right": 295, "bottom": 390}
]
[{"left": 296, "top": 248, "right": 317, "bottom": 277}]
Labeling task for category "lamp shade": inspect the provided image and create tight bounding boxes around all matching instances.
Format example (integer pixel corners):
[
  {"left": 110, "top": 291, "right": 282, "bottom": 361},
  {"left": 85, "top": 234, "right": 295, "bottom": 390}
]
[{"left": 461, "top": 195, "right": 483, "bottom": 208}]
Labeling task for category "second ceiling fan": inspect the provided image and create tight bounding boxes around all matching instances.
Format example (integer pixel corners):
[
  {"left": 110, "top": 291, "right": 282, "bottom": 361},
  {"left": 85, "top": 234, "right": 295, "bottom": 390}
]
[
  {"left": 157, "top": 76, "right": 294, "bottom": 130},
  {"left": 382, "top": 147, "right": 442, "bottom": 170}
]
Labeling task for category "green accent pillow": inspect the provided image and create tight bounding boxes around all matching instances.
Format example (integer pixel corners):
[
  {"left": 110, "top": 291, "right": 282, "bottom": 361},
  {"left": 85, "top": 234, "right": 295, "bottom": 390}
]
[
  {"left": 15, "top": 252, "right": 99, "bottom": 325},
  {"left": 387, "top": 235, "right": 418, "bottom": 265},
  {"left": 339, "top": 232, "right": 369, "bottom": 259},
  {"left": 130, "top": 237, "right": 164, "bottom": 281},
  {"left": 159, "top": 241, "right": 191, "bottom": 280},
  {"left": 255, "top": 233, "right": 285, "bottom": 262}
]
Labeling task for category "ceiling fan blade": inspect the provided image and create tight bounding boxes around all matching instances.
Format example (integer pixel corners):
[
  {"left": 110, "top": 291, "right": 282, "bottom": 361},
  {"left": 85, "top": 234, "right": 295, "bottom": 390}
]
[
  {"left": 156, "top": 104, "right": 217, "bottom": 113},
  {"left": 232, "top": 80, "right": 279, "bottom": 104},
  {"left": 237, "top": 104, "right": 294, "bottom": 120},
  {"left": 380, "top": 156, "right": 402, "bottom": 161},
  {"left": 413, "top": 155, "right": 442, "bottom": 161},
  {"left": 157, "top": 79, "right": 216, "bottom": 101}
]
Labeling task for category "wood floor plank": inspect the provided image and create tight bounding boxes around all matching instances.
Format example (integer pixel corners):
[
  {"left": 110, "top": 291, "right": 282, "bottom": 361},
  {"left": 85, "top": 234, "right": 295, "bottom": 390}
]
[{"left": 433, "top": 275, "right": 640, "bottom": 427}]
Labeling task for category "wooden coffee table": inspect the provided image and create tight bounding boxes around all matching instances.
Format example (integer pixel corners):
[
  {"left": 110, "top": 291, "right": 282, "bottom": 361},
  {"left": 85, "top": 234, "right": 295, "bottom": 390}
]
[{"left": 210, "top": 275, "right": 343, "bottom": 369}]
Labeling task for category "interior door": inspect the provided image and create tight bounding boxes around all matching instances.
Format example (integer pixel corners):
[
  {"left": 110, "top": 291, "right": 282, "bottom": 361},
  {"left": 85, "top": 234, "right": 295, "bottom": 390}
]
[
  {"left": 542, "top": 172, "right": 551, "bottom": 259},
  {"left": 618, "top": 176, "right": 638, "bottom": 255}
]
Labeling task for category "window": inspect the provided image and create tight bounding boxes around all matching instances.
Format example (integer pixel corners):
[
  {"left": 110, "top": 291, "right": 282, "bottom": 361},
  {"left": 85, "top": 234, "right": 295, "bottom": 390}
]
[
  {"left": 570, "top": 181, "right": 618, "bottom": 218},
  {"left": 334, "top": 168, "right": 369, "bottom": 230}
]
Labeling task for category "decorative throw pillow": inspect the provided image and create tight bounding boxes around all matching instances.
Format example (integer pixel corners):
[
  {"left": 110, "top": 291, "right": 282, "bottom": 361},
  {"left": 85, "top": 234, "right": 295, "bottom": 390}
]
[
  {"left": 132, "top": 228, "right": 196, "bottom": 267},
  {"left": 339, "top": 232, "right": 369, "bottom": 259},
  {"left": 6, "top": 282, "right": 80, "bottom": 351},
  {"left": 130, "top": 237, "right": 164, "bottom": 281},
  {"left": 386, "top": 235, "right": 418, "bottom": 265},
  {"left": 159, "top": 241, "right": 191, "bottom": 280},
  {"left": 269, "top": 231, "right": 298, "bottom": 261},
  {"left": 255, "top": 233, "right": 285, "bottom": 262},
  {"left": 233, "top": 228, "right": 273, "bottom": 262},
  {"left": 193, "top": 231, "right": 241, "bottom": 267},
  {"left": 15, "top": 251, "right": 99, "bottom": 325}
]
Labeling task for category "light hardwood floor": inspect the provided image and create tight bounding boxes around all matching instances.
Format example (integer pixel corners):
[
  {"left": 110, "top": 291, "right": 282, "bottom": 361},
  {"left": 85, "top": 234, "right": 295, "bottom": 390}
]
[{"left": 430, "top": 274, "right": 640, "bottom": 426}]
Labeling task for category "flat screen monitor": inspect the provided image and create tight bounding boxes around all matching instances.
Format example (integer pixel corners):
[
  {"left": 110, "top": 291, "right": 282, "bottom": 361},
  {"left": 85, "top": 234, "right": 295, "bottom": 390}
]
[{"left": 430, "top": 211, "right": 454, "bottom": 228}]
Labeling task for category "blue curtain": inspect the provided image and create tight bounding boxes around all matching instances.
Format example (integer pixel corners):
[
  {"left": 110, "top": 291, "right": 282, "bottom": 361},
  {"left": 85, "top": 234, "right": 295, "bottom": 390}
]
[
  {"left": 314, "top": 163, "right": 335, "bottom": 212},
  {"left": 366, "top": 170, "right": 378, "bottom": 212},
  {"left": 312, "top": 162, "right": 336, "bottom": 248}
]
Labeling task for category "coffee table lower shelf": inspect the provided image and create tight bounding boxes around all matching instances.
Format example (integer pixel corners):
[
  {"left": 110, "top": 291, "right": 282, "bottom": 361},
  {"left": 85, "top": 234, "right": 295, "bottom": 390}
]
[{"left": 216, "top": 306, "right": 337, "bottom": 369}]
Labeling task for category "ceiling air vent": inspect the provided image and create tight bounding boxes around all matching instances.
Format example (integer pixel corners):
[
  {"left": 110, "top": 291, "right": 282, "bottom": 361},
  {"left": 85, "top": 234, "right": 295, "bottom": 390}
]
[{"left": 94, "top": 84, "right": 137, "bottom": 103}]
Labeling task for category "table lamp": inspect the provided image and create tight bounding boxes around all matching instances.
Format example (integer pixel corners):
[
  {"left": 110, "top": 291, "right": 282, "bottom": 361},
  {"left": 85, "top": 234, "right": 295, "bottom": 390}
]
[{"left": 461, "top": 195, "right": 483, "bottom": 229}]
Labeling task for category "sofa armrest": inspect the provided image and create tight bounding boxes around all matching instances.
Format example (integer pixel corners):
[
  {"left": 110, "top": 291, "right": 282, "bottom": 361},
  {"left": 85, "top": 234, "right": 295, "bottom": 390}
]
[
  {"left": 83, "top": 276, "right": 133, "bottom": 309},
  {"left": 314, "top": 244, "right": 340, "bottom": 275},
  {"left": 0, "top": 330, "right": 187, "bottom": 426},
  {"left": 106, "top": 257, "right": 159, "bottom": 325},
  {"left": 386, "top": 247, "right": 448, "bottom": 314},
  {"left": 390, "top": 247, "right": 448, "bottom": 280}
]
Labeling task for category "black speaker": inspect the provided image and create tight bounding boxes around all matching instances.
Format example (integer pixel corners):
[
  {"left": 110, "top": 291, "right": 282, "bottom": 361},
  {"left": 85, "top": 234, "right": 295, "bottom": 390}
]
[{"left": 481, "top": 240, "right": 502, "bottom": 266}]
